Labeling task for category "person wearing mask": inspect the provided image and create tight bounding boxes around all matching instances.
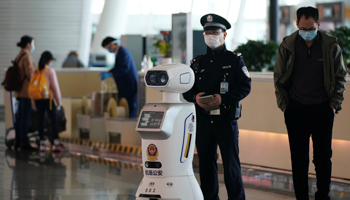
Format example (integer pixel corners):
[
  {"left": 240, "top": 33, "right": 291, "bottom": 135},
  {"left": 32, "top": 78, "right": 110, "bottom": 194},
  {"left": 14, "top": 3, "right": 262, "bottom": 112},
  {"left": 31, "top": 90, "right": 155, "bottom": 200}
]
[
  {"left": 274, "top": 7, "right": 346, "bottom": 200},
  {"left": 100, "top": 37, "right": 138, "bottom": 118},
  {"left": 183, "top": 14, "right": 251, "bottom": 200},
  {"left": 33, "top": 51, "right": 64, "bottom": 152},
  {"left": 14, "top": 35, "right": 36, "bottom": 150},
  {"left": 62, "top": 51, "right": 84, "bottom": 68}
]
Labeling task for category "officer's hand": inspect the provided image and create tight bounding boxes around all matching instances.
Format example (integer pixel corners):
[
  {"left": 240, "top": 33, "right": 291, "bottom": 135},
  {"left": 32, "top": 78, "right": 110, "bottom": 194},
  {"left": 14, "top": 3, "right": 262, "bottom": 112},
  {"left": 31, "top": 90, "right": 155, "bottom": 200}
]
[
  {"left": 208, "top": 94, "right": 222, "bottom": 107},
  {"left": 99, "top": 72, "right": 112, "bottom": 81},
  {"left": 195, "top": 92, "right": 207, "bottom": 108}
]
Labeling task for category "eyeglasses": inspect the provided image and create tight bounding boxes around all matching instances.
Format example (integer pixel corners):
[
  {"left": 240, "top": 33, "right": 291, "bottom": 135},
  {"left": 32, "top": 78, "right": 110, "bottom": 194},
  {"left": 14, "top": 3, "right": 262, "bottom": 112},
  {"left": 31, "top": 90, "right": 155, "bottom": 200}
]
[
  {"left": 203, "top": 30, "right": 223, "bottom": 35},
  {"left": 299, "top": 28, "right": 316, "bottom": 32}
]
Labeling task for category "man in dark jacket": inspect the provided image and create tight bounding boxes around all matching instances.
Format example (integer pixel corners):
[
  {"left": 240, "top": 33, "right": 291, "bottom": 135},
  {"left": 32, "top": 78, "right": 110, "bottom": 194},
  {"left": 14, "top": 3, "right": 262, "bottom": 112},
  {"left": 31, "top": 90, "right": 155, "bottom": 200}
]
[
  {"left": 101, "top": 37, "right": 138, "bottom": 118},
  {"left": 274, "top": 7, "right": 346, "bottom": 200},
  {"left": 183, "top": 13, "right": 251, "bottom": 200}
]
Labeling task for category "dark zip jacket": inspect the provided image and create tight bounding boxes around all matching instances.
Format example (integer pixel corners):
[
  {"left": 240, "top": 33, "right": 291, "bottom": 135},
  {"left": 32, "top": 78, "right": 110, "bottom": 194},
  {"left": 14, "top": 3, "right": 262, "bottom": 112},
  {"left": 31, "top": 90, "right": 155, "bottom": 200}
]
[{"left": 274, "top": 30, "right": 346, "bottom": 112}]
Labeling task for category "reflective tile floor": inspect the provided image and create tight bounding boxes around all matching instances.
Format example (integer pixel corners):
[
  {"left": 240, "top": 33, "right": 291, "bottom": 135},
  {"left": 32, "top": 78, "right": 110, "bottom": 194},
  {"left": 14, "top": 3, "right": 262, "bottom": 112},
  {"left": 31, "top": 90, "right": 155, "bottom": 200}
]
[{"left": 0, "top": 142, "right": 349, "bottom": 200}]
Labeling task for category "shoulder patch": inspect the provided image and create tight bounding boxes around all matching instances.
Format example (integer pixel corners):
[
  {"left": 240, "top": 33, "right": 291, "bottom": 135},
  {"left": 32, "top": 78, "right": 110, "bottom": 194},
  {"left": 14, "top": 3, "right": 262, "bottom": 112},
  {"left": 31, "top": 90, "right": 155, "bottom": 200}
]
[
  {"left": 242, "top": 66, "right": 250, "bottom": 78},
  {"left": 232, "top": 52, "right": 242, "bottom": 58}
]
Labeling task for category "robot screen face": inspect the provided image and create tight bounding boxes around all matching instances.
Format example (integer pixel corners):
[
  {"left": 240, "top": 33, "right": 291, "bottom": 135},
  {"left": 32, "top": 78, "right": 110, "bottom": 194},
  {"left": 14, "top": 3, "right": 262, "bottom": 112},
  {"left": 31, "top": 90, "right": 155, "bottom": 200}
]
[{"left": 145, "top": 71, "right": 169, "bottom": 86}]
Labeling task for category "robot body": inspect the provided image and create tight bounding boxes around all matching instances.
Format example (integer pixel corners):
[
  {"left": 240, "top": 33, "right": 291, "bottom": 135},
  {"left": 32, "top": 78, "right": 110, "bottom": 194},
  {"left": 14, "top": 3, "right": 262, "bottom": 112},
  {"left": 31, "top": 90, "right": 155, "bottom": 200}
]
[{"left": 135, "top": 64, "right": 203, "bottom": 200}]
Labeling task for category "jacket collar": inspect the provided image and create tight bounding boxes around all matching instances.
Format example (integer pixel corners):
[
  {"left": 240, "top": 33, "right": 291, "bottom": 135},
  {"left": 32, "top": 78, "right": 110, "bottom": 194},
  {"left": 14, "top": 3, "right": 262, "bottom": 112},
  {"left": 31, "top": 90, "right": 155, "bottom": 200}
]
[
  {"left": 207, "top": 43, "right": 227, "bottom": 56},
  {"left": 281, "top": 30, "right": 338, "bottom": 52},
  {"left": 19, "top": 48, "right": 30, "bottom": 55}
]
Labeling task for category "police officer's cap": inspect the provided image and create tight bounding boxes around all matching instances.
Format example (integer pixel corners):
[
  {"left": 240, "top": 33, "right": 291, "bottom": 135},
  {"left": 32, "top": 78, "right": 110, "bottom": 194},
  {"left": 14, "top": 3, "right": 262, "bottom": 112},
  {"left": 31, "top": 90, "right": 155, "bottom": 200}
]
[
  {"left": 200, "top": 13, "right": 231, "bottom": 31},
  {"left": 101, "top": 36, "right": 117, "bottom": 48}
]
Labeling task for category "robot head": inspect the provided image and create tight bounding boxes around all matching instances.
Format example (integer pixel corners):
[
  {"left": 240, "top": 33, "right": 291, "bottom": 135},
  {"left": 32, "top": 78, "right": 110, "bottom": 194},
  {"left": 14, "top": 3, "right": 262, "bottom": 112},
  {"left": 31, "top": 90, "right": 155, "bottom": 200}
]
[{"left": 145, "top": 63, "right": 194, "bottom": 93}]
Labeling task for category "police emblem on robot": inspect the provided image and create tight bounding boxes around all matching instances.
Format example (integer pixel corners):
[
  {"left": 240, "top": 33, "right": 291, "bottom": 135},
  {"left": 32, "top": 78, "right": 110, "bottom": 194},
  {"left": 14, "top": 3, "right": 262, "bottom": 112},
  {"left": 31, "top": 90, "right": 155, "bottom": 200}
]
[
  {"left": 147, "top": 144, "right": 159, "bottom": 161},
  {"left": 146, "top": 144, "right": 162, "bottom": 177}
]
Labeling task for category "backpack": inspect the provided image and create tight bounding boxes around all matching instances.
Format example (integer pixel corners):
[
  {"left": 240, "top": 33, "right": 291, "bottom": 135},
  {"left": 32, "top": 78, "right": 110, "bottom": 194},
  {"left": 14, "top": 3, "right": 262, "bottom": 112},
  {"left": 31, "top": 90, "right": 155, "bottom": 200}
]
[
  {"left": 28, "top": 67, "right": 51, "bottom": 100},
  {"left": 1, "top": 53, "right": 27, "bottom": 91}
]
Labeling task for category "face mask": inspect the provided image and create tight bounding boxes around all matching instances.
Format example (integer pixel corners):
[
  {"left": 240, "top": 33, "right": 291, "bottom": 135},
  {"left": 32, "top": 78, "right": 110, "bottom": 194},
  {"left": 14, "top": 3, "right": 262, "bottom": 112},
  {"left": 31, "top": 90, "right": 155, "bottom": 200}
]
[
  {"left": 299, "top": 29, "right": 317, "bottom": 41},
  {"left": 204, "top": 35, "right": 222, "bottom": 49},
  {"left": 30, "top": 44, "right": 35, "bottom": 53},
  {"left": 49, "top": 62, "right": 53, "bottom": 66},
  {"left": 108, "top": 49, "right": 115, "bottom": 53}
]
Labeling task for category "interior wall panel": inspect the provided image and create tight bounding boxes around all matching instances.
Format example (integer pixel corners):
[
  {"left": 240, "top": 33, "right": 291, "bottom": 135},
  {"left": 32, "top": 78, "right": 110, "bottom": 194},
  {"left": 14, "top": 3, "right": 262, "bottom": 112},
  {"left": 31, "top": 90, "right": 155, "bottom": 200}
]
[{"left": 0, "top": 0, "right": 92, "bottom": 104}]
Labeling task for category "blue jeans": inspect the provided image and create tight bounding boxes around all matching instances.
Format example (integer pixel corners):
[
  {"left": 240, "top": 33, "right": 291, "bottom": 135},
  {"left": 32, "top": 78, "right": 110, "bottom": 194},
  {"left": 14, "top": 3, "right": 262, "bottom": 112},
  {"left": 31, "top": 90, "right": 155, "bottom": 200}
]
[
  {"left": 15, "top": 98, "right": 32, "bottom": 142},
  {"left": 35, "top": 99, "right": 59, "bottom": 141}
]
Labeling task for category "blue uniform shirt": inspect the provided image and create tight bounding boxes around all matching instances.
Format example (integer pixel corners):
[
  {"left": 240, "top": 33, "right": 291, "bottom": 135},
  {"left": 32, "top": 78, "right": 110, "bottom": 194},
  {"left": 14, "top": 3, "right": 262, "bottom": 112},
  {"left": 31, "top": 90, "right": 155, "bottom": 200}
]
[
  {"left": 109, "top": 46, "right": 138, "bottom": 118},
  {"left": 183, "top": 44, "right": 251, "bottom": 121}
]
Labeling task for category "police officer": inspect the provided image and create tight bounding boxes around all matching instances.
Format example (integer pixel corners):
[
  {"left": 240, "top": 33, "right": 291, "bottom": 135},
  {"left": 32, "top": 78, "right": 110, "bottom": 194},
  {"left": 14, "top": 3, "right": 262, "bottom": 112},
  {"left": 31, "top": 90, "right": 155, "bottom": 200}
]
[
  {"left": 183, "top": 14, "right": 251, "bottom": 200},
  {"left": 100, "top": 36, "right": 138, "bottom": 118}
]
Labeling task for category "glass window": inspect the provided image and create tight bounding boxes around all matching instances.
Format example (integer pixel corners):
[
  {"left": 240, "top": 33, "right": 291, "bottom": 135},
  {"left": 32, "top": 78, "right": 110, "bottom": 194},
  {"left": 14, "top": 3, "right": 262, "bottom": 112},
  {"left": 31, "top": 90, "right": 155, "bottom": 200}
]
[{"left": 244, "top": 0, "right": 266, "bottom": 19}]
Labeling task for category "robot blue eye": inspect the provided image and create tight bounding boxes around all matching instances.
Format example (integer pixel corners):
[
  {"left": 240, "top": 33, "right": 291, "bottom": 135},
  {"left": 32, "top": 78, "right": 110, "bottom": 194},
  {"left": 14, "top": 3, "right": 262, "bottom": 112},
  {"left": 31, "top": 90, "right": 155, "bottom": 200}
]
[
  {"left": 149, "top": 73, "right": 157, "bottom": 84},
  {"left": 158, "top": 72, "right": 168, "bottom": 84},
  {"left": 145, "top": 71, "right": 168, "bottom": 86}
]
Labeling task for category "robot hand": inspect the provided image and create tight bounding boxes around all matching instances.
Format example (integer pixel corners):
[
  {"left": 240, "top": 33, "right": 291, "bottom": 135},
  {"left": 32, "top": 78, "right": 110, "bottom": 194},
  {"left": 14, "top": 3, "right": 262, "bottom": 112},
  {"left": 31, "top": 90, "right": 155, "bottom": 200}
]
[{"left": 99, "top": 72, "right": 112, "bottom": 81}]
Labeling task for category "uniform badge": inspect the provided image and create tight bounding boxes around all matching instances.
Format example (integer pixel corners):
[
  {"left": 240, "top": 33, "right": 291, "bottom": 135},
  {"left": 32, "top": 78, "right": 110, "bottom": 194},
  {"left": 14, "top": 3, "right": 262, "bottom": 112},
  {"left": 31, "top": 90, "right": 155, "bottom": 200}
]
[
  {"left": 222, "top": 65, "right": 231, "bottom": 69},
  {"left": 207, "top": 15, "right": 213, "bottom": 22},
  {"left": 147, "top": 144, "right": 159, "bottom": 161},
  {"left": 242, "top": 66, "right": 250, "bottom": 78}
]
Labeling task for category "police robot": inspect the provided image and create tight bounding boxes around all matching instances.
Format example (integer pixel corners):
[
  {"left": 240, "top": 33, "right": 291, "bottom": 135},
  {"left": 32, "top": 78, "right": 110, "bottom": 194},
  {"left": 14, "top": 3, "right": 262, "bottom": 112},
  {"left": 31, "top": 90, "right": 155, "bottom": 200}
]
[{"left": 135, "top": 63, "right": 203, "bottom": 200}]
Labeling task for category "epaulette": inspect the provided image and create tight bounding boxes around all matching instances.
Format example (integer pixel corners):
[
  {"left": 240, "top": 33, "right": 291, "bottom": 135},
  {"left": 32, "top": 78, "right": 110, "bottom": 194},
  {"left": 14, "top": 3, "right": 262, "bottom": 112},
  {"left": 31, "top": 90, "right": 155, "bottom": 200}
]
[
  {"left": 232, "top": 52, "right": 242, "bottom": 58},
  {"left": 190, "top": 55, "right": 204, "bottom": 74}
]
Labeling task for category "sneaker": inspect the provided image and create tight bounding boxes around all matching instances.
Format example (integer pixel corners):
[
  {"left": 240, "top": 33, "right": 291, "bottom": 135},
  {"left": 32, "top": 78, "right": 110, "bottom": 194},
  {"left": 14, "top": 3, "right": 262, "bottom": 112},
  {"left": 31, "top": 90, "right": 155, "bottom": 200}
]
[
  {"left": 39, "top": 141, "right": 46, "bottom": 152},
  {"left": 52, "top": 152, "right": 63, "bottom": 163},
  {"left": 52, "top": 140, "right": 64, "bottom": 153}
]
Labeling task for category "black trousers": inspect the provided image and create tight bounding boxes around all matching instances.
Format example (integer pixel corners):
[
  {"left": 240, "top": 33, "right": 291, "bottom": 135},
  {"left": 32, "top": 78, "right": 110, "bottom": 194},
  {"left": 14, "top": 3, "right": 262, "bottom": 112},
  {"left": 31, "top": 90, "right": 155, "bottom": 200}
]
[
  {"left": 196, "top": 117, "right": 245, "bottom": 200},
  {"left": 15, "top": 98, "right": 32, "bottom": 142},
  {"left": 284, "top": 100, "right": 334, "bottom": 200},
  {"left": 35, "top": 99, "right": 59, "bottom": 141}
]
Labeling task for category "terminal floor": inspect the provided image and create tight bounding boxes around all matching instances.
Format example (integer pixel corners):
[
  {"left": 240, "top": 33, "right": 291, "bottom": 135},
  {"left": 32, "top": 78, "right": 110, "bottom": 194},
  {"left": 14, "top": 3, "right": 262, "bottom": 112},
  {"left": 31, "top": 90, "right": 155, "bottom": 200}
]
[{"left": 1, "top": 142, "right": 350, "bottom": 200}]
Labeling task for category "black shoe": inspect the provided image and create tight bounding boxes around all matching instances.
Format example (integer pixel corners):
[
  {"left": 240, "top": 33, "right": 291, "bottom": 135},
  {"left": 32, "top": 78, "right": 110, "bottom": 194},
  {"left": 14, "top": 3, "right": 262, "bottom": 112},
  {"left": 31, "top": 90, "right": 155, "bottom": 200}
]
[{"left": 19, "top": 141, "right": 36, "bottom": 151}]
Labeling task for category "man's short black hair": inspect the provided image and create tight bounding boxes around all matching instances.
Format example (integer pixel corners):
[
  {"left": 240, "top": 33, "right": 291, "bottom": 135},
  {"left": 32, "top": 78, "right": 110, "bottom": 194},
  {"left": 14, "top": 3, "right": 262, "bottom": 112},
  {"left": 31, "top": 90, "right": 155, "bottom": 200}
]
[
  {"left": 101, "top": 36, "right": 116, "bottom": 48},
  {"left": 297, "top": 7, "right": 319, "bottom": 23},
  {"left": 347, "top": 62, "right": 350, "bottom": 69}
]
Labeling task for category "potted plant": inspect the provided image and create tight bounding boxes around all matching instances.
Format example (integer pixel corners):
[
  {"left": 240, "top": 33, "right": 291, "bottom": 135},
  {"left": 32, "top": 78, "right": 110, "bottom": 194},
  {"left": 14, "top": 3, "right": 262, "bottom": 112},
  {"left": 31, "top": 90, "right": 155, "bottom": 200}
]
[
  {"left": 153, "top": 31, "right": 172, "bottom": 64},
  {"left": 234, "top": 40, "right": 279, "bottom": 71},
  {"left": 329, "top": 26, "right": 350, "bottom": 66}
]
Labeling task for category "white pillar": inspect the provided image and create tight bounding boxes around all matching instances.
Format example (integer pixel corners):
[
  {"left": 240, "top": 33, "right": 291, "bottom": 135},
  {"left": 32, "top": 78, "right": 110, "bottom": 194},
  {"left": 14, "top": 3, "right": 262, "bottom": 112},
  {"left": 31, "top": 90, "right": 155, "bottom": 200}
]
[
  {"left": 79, "top": 0, "right": 93, "bottom": 67},
  {"left": 231, "top": 0, "right": 247, "bottom": 50},
  {"left": 91, "top": 0, "right": 128, "bottom": 54}
]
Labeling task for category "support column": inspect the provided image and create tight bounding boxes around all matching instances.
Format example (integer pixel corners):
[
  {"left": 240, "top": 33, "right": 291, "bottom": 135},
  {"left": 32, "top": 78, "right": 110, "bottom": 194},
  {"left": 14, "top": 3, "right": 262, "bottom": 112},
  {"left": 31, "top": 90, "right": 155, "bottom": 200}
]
[
  {"left": 231, "top": 0, "right": 247, "bottom": 50},
  {"left": 90, "top": 0, "right": 128, "bottom": 55},
  {"left": 269, "top": 0, "right": 278, "bottom": 42}
]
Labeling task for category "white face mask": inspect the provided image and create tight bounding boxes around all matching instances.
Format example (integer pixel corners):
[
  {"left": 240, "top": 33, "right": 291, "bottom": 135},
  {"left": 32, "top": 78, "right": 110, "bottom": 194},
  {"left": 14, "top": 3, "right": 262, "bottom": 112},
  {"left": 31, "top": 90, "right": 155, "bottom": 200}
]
[{"left": 204, "top": 35, "right": 222, "bottom": 49}]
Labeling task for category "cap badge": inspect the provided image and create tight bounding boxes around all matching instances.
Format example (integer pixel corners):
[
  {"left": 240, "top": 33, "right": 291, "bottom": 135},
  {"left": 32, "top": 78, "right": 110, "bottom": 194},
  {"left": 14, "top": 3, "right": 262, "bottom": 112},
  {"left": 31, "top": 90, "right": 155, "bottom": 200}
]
[{"left": 207, "top": 15, "right": 213, "bottom": 22}]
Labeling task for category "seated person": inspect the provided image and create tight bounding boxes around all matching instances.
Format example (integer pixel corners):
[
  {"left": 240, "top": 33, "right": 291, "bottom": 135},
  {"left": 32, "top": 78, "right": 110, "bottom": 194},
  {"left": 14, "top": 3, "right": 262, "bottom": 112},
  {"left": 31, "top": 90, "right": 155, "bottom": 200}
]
[{"left": 62, "top": 51, "right": 84, "bottom": 68}]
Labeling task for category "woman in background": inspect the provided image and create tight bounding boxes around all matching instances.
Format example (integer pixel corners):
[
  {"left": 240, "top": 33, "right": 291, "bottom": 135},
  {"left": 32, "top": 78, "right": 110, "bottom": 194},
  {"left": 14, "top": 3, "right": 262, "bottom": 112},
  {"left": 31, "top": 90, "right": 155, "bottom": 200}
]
[
  {"left": 15, "top": 35, "right": 35, "bottom": 150},
  {"left": 34, "top": 51, "right": 64, "bottom": 152}
]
